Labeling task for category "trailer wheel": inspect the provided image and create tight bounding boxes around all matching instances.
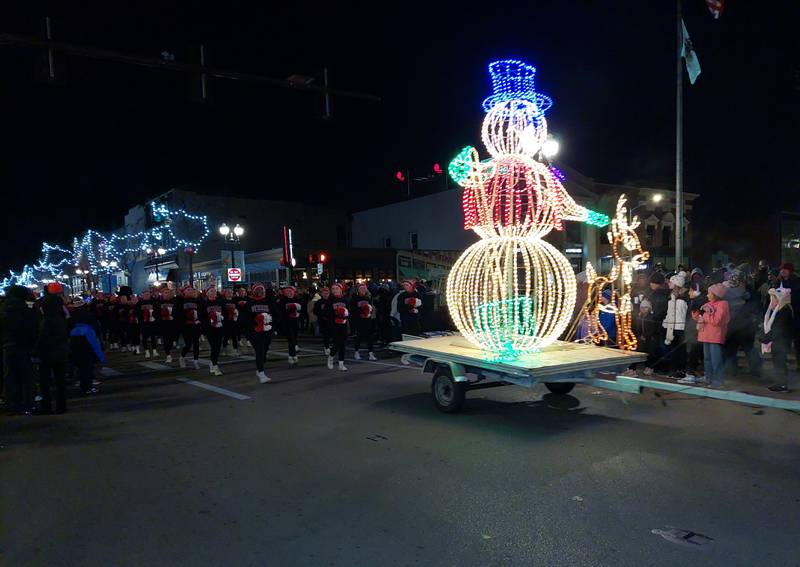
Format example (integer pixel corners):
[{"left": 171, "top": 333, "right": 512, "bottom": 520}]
[
  {"left": 432, "top": 367, "right": 466, "bottom": 413},
  {"left": 545, "top": 382, "right": 575, "bottom": 395}
]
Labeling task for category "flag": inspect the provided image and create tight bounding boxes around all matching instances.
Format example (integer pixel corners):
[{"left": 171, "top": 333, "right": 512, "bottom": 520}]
[
  {"left": 681, "top": 19, "right": 702, "bottom": 85},
  {"left": 706, "top": 0, "right": 724, "bottom": 19}
]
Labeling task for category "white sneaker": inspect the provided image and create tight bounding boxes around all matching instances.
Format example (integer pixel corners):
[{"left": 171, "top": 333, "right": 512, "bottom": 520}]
[
  {"left": 179, "top": 356, "right": 187, "bottom": 368},
  {"left": 368, "top": 352, "right": 377, "bottom": 361},
  {"left": 677, "top": 375, "right": 698, "bottom": 385},
  {"left": 643, "top": 367, "right": 655, "bottom": 376},
  {"left": 338, "top": 361, "right": 348, "bottom": 372},
  {"left": 144, "top": 349, "right": 151, "bottom": 359},
  {"left": 288, "top": 355, "right": 297, "bottom": 365},
  {"left": 210, "top": 365, "right": 223, "bottom": 376},
  {"left": 135, "top": 346, "right": 141, "bottom": 355},
  {"left": 193, "top": 359, "right": 200, "bottom": 370},
  {"left": 165, "top": 354, "right": 173, "bottom": 364},
  {"left": 324, "top": 347, "right": 331, "bottom": 356},
  {"left": 327, "top": 356, "right": 334, "bottom": 370},
  {"left": 354, "top": 351, "right": 362, "bottom": 360},
  {"left": 257, "top": 371, "right": 271, "bottom": 384}
]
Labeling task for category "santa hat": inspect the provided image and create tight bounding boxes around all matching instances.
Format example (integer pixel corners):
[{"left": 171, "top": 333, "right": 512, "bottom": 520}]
[
  {"left": 769, "top": 287, "right": 792, "bottom": 309},
  {"left": 319, "top": 286, "right": 330, "bottom": 293},
  {"left": 780, "top": 262, "right": 795, "bottom": 273},
  {"left": 402, "top": 279, "right": 417, "bottom": 291},
  {"left": 669, "top": 272, "right": 687, "bottom": 289},
  {"left": 252, "top": 284, "right": 266, "bottom": 296},
  {"left": 331, "top": 283, "right": 344, "bottom": 293},
  {"left": 205, "top": 285, "right": 217, "bottom": 295},
  {"left": 708, "top": 283, "right": 728, "bottom": 298},
  {"left": 46, "top": 282, "right": 64, "bottom": 294},
  {"left": 282, "top": 285, "right": 297, "bottom": 293}
]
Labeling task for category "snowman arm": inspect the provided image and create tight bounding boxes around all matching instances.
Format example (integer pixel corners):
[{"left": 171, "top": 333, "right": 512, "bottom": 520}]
[
  {"left": 448, "top": 146, "right": 482, "bottom": 188},
  {"left": 561, "top": 192, "right": 610, "bottom": 228}
]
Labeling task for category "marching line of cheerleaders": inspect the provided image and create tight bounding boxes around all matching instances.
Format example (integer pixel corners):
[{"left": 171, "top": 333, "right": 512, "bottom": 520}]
[{"left": 90, "top": 278, "right": 427, "bottom": 384}]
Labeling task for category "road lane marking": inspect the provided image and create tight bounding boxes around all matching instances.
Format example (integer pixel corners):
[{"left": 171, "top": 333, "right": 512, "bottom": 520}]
[
  {"left": 176, "top": 377, "right": 251, "bottom": 400},
  {"left": 100, "top": 367, "right": 121, "bottom": 376},
  {"left": 139, "top": 361, "right": 172, "bottom": 371}
]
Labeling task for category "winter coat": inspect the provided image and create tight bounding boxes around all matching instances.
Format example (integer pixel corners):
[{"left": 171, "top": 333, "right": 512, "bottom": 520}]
[
  {"left": 36, "top": 294, "right": 69, "bottom": 360},
  {"left": 759, "top": 306, "right": 793, "bottom": 351},
  {"left": 693, "top": 299, "right": 730, "bottom": 344},
  {"left": 0, "top": 286, "right": 38, "bottom": 352},
  {"left": 774, "top": 275, "right": 800, "bottom": 329},
  {"left": 663, "top": 293, "right": 688, "bottom": 345}
]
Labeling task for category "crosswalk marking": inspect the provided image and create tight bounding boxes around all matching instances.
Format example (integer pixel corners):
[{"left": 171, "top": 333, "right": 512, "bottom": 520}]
[
  {"left": 100, "top": 367, "right": 121, "bottom": 376},
  {"left": 176, "top": 377, "right": 251, "bottom": 400},
  {"left": 139, "top": 361, "right": 172, "bottom": 371}
]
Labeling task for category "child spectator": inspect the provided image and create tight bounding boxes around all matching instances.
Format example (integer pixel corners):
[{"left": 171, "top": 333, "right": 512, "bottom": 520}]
[
  {"left": 759, "top": 287, "right": 793, "bottom": 393},
  {"left": 663, "top": 272, "right": 688, "bottom": 378},
  {"left": 692, "top": 282, "right": 730, "bottom": 388},
  {"left": 679, "top": 281, "right": 705, "bottom": 384}
]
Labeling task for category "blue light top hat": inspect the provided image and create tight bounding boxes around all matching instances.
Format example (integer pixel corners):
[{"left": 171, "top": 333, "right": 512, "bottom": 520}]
[{"left": 481, "top": 59, "right": 553, "bottom": 115}]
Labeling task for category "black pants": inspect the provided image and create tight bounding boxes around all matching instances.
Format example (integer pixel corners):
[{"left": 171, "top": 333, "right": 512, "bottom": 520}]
[
  {"left": 377, "top": 314, "right": 392, "bottom": 345},
  {"left": 162, "top": 324, "right": 179, "bottom": 356},
  {"left": 285, "top": 320, "right": 299, "bottom": 357},
  {"left": 116, "top": 323, "right": 128, "bottom": 347},
  {"left": 206, "top": 327, "right": 223, "bottom": 365},
  {"left": 128, "top": 323, "right": 140, "bottom": 347},
  {"left": 401, "top": 315, "right": 421, "bottom": 337},
  {"left": 248, "top": 332, "right": 272, "bottom": 372},
  {"left": 100, "top": 320, "right": 109, "bottom": 343},
  {"left": 354, "top": 319, "right": 374, "bottom": 352},
  {"left": 319, "top": 320, "right": 332, "bottom": 350},
  {"left": 181, "top": 326, "right": 201, "bottom": 360},
  {"left": 3, "top": 349, "right": 33, "bottom": 412},
  {"left": 687, "top": 341, "right": 703, "bottom": 373},
  {"left": 772, "top": 339, "right": 790, "bottom": 386},
  {"left": 71, "top": 340, "right": 96, "bottom": 393},
  {"left": 141, "top": 324, "right": 158, "bottom": 351},
  {"left": 39, "top": 357, "right": 67, "bottom": 412},
  {"left": 223, "top": 322, "right": 239, "bottom": 350},
  {"left": 667, "top": 330, "right": 687, "bottom": 372},
  {"left": 331, "top": 325, "right": 348, "bottom": 362}
]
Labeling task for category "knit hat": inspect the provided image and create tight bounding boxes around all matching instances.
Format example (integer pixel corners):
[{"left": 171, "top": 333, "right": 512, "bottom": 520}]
[
  {"left": 669, "top": 271, "right": 687, "bottom": 289},
  {"left": 118, "top": 285, "right": 133, "bottom": 297},
  {"left": 282, "top": 285, "right": 297, "bottom": 293},
  {"left": 46, "top": 282, "right": 64, "bottom": 294},
  {"left": 769, "top": 287, "right": 792, "bottom": 309},
  {"left": 727, "top": 269, "right": 744, "bottom": 287},
  {"left": 251, "top": 284, "right": 266, "bottom": 297},
  {"left": 780, "top": 262, "right": 795, "bottom": 273},
  {"left": 649, "top": 272, "right": 665, "bottom": 285},
  {"left": 708, "top": 283, "right": 727, "bottom": 298},
  {"left": 690, "top": 267, "right": 704, "bottom": 278}
]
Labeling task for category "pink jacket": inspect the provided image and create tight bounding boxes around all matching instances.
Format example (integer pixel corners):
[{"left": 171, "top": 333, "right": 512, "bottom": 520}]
[{"left": 693, "top": 299, "right": 730, "bottom": 344}]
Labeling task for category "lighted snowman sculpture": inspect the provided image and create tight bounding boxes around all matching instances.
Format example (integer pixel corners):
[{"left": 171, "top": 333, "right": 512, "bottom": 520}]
[{"left": 446, "top": 59, "right": 609, "bottom": 360}]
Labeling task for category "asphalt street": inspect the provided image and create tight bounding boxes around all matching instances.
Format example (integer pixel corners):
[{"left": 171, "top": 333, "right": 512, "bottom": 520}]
[{"left": 2, "top": 338, "right": 799, "bottom": 566}]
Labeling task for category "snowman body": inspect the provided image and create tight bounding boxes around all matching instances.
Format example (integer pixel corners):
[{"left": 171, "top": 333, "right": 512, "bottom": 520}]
[{"left": 446, "top": 61, "right": 604, "bottom": 359}]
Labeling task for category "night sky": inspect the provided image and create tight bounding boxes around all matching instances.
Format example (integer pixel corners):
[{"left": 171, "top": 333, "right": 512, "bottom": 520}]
[{"left": 1, "top": 1, "right": 798, "bottom": 273}]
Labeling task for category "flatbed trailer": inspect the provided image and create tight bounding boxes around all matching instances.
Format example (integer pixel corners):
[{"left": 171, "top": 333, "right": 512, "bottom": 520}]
[{"left": 390, "top": 335, "right": 800, "bottom": 413}]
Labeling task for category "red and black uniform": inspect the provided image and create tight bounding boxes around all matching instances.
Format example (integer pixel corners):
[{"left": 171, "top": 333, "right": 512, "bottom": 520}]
[
  {"left": 93, "top": 298, "right": 109, "bottom": 343},
  {"left": 350, "top": 293, "right": 374, "bottom": 353},
  {"left": 136, "top": 298, "right": 160, "bottom": 351},
  {"left": 326, "top": 296, "right": 350, "bottom": 362},
  {"left": 116, "top": 301, "right": 131, "bottom": 347},
  {"left": 244, "top": 296, "right": 277, "bottom": 373},
  {"left": 177, "top": 296, "right": 205, "bottom": 361},
  {"left": 203, "top": 297, "right": 225, "bottom": 366},
  {"left": 278, "top": 296, "right": 303, "bottom": 357},
  {"left": 127, "top": 302, "right": 141, "bottom": 348},
  {"left": 396, "top": 290, "right": 423, "bottom": 336},
  {"left": 222, "top": 297, "right": 240, "bottom": 351},
  {"left": 159, "top": 297, "right": 180, "bottom": 357},
  {"left": 236, "top": 292, "right": 250, "bottom": 344},
  {"left": 313, "top": 296, "right": 333, "bottom": 350}
]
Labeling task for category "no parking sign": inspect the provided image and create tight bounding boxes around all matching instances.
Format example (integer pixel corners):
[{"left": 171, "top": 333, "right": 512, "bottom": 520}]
[{"left": 227, "top": 268, "right": 242, "bottom": 282}]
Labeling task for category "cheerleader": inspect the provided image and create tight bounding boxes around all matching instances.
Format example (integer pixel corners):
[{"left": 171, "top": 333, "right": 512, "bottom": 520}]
[
  {"left": 136, "top": 289, "right": 160, "bottom": 358},
  {"left": 278, "top": 286, "right": 303, "bottom": 365},
  {"left": 350, "top": 283, "right": 377, "bottom": 361},
  {"left": 177, "top": 286, "right": 204, "bottom": 369},
  {"left": 326, "top": 283, "right": 349, "bottom": 372},
  {"left": 203, "top": 286, "right": 225, "bottom": 376},
  {"left": 244, "top": 284, "right": 276, "bottom": 383}
]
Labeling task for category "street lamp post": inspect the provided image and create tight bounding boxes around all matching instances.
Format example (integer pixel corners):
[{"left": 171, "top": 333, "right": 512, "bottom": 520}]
[{"left": 219, "top": 222, "right": 245, "bottom": 287}]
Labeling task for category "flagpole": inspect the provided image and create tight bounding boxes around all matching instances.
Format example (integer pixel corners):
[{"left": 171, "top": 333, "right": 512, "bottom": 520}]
[{"left": 675, "top": 0, "right": 685, "bottom": 269}]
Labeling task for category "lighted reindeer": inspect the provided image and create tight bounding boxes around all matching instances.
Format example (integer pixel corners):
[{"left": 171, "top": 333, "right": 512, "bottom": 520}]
[{"left": 580, "top": 195, "right": 650, "bottom": 351}]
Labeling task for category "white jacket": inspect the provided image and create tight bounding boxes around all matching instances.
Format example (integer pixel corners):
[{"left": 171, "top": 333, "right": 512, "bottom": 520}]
[{"left": 663, "top": 295, "right": 688, "bottom": 345}]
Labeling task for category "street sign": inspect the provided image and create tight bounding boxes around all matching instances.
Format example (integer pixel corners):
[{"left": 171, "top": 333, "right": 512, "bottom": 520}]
[
  {"left": 317, "top": 262, "right": 323, "bottom": 275},
  {"left": 227, "top": 268, "right": 242, "bottom": 282}
]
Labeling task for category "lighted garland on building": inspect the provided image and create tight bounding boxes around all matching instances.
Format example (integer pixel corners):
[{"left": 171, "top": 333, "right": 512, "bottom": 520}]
[
  {"left": 1, "top": 203, "right": 211, "bottom": 292},
  {"left": 445, "top": 59, "right": 610, "bottom": 360},
  {"left": 580, "top": 195, "right": 650, "bottom": 351}
]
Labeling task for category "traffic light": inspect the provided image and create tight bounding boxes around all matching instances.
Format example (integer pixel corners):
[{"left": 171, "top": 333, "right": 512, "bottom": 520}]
[
  {"left": 433, "top": 163, "right": 443, "bottom": 174},
  {"left": 319, "top": 252, "right": 327, "bottom": 263},
  {"left": 309, "top": 253, "right": 318, "bottom": 265},
  {"left": 395, "top": 170, "right": 406, "bottom": 182}
]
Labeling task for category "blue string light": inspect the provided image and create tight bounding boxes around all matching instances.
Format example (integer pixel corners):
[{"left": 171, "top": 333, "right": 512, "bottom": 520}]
[{"left": 1, "top": 203, "right": 211, "bottom": 293}]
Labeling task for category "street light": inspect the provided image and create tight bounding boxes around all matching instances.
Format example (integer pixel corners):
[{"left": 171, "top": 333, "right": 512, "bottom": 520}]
[
  {"left": 233, "top": 224, "right": 244, "bottom": 238},
  {"left": 157, "top": 247, "right": 166, "bottom": 256},
  {"left": 542, "top": 136, "right": 560, "bottom": 158},
  {"left": 219, "top": 222, "right": 246, "bottom": 286},
  {"left": 218, "top": 223, "right": 231, "bottom": 237}
]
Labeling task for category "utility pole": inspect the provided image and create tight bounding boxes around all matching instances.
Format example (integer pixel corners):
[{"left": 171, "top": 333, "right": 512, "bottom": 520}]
[{"left": 675, "top": 0, "right": 685, "bottom": 269}]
